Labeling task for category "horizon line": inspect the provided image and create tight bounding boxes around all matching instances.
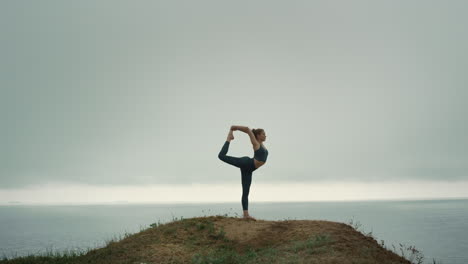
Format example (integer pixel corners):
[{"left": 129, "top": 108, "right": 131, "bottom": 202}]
[{"left": 2, "top": 196, "right": 468, "bottom": 206}]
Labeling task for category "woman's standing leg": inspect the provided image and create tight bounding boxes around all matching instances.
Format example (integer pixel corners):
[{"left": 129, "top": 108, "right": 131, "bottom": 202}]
[
  {"left": 241, "top": 159, "right": 257, "bottom": 220},
  {"left": 241, "top": 168, "right": 252, "bottom": 211}
]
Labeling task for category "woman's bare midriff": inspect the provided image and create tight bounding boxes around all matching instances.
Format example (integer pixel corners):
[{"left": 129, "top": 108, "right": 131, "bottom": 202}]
[{"left": 254, "top": 159, "right": 265, "bottom": 169}]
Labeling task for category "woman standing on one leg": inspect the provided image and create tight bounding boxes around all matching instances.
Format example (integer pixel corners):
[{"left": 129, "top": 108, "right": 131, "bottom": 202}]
[{"left": 218, "top": 125, "right": 269, "bottom": 221}]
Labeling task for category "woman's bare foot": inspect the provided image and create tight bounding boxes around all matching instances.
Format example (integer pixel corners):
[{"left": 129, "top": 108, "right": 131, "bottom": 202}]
[
  {"left": 243, "top": 215, "right": 257, "bottom": 221},
  {"left": 243, "top": 210, "right": 256, "bottom": 221},
  {"left": 227, "top": 130, "right": 234, "bottom": 141}
]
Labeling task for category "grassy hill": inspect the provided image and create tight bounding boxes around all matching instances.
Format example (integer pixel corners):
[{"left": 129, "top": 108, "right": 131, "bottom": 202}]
[{"left": 1, "top": 215, "right": 426, "bottom": 264}]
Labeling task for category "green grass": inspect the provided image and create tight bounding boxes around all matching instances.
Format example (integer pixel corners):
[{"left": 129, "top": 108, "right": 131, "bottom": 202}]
[
  {"left": 191, "top": 233, "right": 333, "bottom": 264},
  {"left": 288, "top": 233, "right": 332, "bottom": 254},
  {"left": 1, "top": 248, "right": 88, "bottom": 264}
]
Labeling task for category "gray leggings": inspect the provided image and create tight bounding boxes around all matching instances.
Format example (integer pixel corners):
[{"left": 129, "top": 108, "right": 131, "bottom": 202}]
[{"left": 218, "top": 141, "right": 257, "bottom": 210}]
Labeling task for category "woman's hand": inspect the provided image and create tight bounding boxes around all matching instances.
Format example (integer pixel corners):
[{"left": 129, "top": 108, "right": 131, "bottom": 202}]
[{"left": 230, "top": 125, "right": 237, "bottom": 131}]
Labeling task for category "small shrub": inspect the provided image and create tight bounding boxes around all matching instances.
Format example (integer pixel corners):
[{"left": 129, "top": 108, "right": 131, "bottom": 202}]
[
  {"left": 346, "top": 216, "right": 363, "bottom": 231},
  {"left": 214, "top": 227, "right": 227, "bottom": 241},
  {"left": 150, "top": 220, "right": 163, "bottom": 228}
]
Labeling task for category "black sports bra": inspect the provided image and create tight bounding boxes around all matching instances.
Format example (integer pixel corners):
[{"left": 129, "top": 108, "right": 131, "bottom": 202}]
[{"left": 254, "top": 145, "right": 268, "bottom": 162}]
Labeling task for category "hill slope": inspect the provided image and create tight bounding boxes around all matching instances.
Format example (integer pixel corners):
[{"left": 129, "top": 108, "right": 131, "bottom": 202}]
[
  {"left": 1, "top": 215, "right": 417, "bottom": 264},
  {"left": 79, "top": 215, "right": 411, "bottom": 264}
]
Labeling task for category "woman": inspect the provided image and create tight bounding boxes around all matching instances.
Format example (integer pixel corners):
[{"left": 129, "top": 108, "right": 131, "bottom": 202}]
[{"left": 218, "top": 125, "right": 268, "bottom": 220}]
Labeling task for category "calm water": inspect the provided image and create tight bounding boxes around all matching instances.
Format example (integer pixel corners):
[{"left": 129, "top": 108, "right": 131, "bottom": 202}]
[{"left": 1, "top": 199, "right": 467, "bottom": 264}]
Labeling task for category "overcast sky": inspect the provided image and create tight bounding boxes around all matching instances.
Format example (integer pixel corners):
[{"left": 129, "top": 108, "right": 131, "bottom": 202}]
[{"left": 1, "top": 0, "right": 467, "bottom": 204}]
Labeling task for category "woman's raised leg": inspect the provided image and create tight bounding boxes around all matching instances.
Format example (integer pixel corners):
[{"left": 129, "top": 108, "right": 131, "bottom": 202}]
[{"left": 218, "top": 141, "right": 244, "bottom": 168}]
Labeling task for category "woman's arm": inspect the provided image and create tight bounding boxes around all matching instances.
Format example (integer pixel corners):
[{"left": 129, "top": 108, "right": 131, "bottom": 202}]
[
  {"left": 230, "top": 125, "right": 260, "bottom": 147},
  {"left": 231, "top": 125, "right": 248, "bottom": 132}
]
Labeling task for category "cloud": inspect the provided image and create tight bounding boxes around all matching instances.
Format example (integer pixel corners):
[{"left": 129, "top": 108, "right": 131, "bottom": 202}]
[{"left": 1, "top": 0, "right": 468, "bottom": 190}]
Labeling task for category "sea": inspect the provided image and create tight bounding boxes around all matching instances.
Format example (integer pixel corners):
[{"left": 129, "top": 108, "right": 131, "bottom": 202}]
[{"left": 1, "top": 199, "right": 467, "bottom": 264}]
